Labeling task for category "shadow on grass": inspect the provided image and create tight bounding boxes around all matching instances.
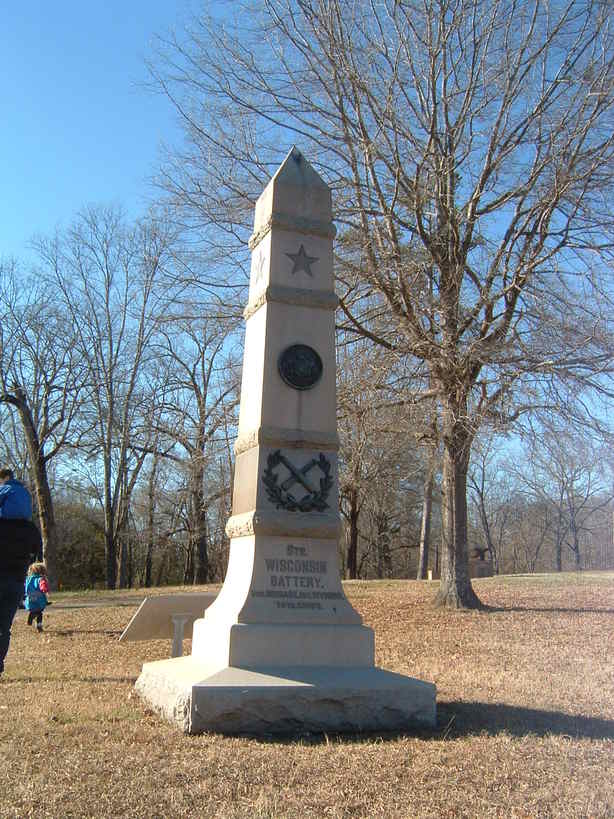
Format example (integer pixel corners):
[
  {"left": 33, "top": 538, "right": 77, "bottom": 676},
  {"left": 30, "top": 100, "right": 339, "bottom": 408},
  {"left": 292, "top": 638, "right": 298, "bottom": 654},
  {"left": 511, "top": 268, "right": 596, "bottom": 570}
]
[
  {"left": 49, "top": 629, "right": 123, "bottom": 637},
  {"left": 480, "top": 605, "right": 614, "bottom": 615},
  {"left": 241, "top": 702, "right": 614, "bottom": 746},
  {"left": 438, "top": 700, "right": 614, "bottom": 740}
]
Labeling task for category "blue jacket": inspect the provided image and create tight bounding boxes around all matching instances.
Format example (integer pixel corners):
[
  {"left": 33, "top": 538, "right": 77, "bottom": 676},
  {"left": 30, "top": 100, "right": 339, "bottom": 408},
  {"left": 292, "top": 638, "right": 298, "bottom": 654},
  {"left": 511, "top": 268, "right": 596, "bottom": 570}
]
[
  {"left": 24, "top": 574, "right": 48, "bottom": 612},
  {"left": 0, "top": 479, "right": 32, "bottom": 520}
]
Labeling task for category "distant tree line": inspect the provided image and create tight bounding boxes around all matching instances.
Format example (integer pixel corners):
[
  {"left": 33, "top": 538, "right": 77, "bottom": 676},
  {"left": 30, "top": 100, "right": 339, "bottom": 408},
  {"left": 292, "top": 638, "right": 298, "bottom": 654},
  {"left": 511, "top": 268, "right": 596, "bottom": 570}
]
[
  {"left": 0, "top": 207, "right": 241, "bottom": 590},
  {"left": 1, "top": 211, "right": 611, "bottom": 591}
]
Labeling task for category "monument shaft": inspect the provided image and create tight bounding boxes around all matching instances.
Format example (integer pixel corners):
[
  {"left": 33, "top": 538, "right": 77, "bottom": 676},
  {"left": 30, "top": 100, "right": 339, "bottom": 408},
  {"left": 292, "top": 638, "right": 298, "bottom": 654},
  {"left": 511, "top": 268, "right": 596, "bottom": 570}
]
[{"left": 190, "top": 147, "right": 373, "bottom": 668}]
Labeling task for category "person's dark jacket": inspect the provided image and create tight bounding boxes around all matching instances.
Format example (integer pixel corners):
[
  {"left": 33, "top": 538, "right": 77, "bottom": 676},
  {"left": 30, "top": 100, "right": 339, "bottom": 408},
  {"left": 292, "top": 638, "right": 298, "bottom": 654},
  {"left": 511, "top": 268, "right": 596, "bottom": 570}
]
[
  {"left": 0, "top": 478, "right": 33, "bottom": 519},
  {"left": 0, "top": 518, "right": 43, "bottom": 579}
]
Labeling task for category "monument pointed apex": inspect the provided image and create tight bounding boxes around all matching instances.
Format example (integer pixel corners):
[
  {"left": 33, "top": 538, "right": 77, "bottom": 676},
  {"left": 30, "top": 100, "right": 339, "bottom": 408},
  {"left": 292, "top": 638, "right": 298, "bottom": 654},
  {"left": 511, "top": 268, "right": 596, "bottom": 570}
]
[
  {"left": 271, "top": 146, "right": 329, "bottom": 190},
  {"left": 251, "top": 147, "right": 334, "bottom": 245}
]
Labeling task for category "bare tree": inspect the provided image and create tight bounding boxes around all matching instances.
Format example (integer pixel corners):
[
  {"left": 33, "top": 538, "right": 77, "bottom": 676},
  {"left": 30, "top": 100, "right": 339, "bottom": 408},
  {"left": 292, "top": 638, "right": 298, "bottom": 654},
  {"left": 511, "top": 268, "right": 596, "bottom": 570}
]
[
  {"left": 0, "top": 262, "right": 86, "bottom": 588},
  {"left": 467, "top": 435, "right": 515, "bottom": 574},
  {"left": 416, "top": 436, "right": 439, "bottom": 580},
  {"left": 514, "top": 428, "right": 614, "bottom": 571},
  {"left": 151, "top": 0, "right": 614, "bottom": 607},
  {"left": 152, "top": 312, "right": 240, "bottom": 583},
  {"left": 338, "top": 341, "right": 424, "bottom": 577},
  {"left": 36, "top": 207, "right": 180, "bottom": 588},
  {"left": 501, "top": 494, "right": 552, "bottom": 573},
  {"left": 337, "top": 344, "right": 374, "bottom": 579}
]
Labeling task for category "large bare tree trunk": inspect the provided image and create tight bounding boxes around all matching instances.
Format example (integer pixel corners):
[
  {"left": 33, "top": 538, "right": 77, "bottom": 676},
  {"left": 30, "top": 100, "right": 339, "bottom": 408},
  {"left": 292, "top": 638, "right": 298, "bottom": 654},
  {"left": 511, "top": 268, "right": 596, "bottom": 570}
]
[
  {"left": 144, "top": 454, "right": 159, "bottom": 588},
  {"left": 346, "top": 487, "right": 359, "bottom": 579},
  {"left": 0, "top": 389, "right": 58, "bottom": 589},
  {"left": 117, "top": 489, "right": 131, "bottom": 588},
  {"left": 118, "top": 538, "right": 130, "bottom": 588},
  {"left": 194, "top": 523, "right": 210, "bottom": 584},
  {"left": 105, "top": 536, "right": 117, "bottom": 589},
  {"left": 144, "top": 538, "right": 154, "bottom": 588},
  {"left": 417, "top": 456, "right": 435, "bottom": 580},
  {"left": 434, "top": 400, "right": 482, "bottom": 609},
  {"left": 32, "top": 464, "right": 57, "bottom": 586},
  {"left": 154, "top": 547, "right": 168, "bottom": 587},
  {"left": 191, "top": 457, "right": 210, "bottom": 584},
  {"left": 183, "top": 543, "right": 194, "bottom": 585},
  {"left": 101, "top": 424, "right": 120, "bottom": 590}
]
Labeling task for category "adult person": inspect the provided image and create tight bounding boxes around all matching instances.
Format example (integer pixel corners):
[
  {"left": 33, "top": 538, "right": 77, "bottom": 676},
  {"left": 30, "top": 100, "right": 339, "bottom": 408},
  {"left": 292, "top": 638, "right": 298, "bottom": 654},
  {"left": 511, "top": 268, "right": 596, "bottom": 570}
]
[
  {"left": 0, "top": 468, "right": 42, "bottom": 677},
  {"left": 0, "top": 467, "right": 33, "bottom": 520}
]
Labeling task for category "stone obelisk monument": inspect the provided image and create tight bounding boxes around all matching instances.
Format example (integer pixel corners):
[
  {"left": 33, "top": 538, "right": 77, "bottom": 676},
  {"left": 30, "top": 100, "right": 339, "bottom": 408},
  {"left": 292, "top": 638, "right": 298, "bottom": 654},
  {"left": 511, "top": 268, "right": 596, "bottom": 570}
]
[{"left": 136, "top": 148, "right": 436, "bottom": 733}]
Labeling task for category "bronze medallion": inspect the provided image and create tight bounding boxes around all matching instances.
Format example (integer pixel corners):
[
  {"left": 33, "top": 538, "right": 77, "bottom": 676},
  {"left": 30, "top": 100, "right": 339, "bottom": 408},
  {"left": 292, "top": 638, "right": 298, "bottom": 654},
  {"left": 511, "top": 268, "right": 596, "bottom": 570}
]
[{"left": 278, "top": 344, "right": 323, "bottom": 390}]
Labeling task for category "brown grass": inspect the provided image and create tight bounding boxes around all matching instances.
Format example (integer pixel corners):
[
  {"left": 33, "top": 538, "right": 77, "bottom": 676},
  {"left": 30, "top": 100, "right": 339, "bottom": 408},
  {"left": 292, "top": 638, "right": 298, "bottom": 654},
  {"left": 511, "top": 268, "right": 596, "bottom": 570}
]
[{"left": 1, "top": 573, "right": 613, "bottom": 818}]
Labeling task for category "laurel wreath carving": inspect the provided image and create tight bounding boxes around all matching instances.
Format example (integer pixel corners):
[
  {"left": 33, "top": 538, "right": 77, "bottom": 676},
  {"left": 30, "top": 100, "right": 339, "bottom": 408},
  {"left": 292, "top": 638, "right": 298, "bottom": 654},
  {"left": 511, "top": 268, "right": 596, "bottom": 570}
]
[{"left": 262, "top": 450, "right": 332, "bottom": 512}]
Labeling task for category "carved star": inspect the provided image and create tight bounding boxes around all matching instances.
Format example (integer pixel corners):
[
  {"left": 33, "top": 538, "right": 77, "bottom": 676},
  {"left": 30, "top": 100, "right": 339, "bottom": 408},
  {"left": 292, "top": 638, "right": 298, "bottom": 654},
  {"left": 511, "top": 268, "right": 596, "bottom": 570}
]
[
  {"left": 254, "top": 251, "right": 266, "bottom": 283},
  {"left": 285, "top": 244, "right": 319, "bottom": 277}
]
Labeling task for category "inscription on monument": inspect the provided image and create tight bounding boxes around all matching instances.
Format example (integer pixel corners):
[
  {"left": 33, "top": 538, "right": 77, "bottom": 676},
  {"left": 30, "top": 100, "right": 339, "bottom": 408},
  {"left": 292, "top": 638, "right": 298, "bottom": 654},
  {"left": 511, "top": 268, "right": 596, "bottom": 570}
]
[{"left": 251, "top": 543, "right": 344, "bottom": 611}]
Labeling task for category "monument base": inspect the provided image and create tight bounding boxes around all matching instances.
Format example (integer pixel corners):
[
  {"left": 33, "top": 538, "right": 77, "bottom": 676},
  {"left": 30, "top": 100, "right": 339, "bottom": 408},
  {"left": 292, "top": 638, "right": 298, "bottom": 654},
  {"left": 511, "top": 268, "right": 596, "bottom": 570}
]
[{"left": 135, "top": 657, "right": 436, "bottom": 735}]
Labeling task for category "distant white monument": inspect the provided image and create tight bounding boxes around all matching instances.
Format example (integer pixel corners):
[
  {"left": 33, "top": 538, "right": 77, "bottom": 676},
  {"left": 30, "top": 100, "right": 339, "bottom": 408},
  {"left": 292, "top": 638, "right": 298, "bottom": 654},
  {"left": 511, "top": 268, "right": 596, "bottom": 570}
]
[{"left": 136, "top": 148, "right": 436, "bottom": 733}]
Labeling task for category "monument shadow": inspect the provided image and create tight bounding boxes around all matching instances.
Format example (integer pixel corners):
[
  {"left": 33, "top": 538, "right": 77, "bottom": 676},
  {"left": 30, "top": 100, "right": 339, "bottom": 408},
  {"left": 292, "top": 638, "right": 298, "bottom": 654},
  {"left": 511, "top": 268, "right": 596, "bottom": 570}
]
[
  {"left": 252, "top": 702, "right": 614, "bottom": 744},
  {"left": 437, "top": 700, "right": 614, "bottom": 741}
]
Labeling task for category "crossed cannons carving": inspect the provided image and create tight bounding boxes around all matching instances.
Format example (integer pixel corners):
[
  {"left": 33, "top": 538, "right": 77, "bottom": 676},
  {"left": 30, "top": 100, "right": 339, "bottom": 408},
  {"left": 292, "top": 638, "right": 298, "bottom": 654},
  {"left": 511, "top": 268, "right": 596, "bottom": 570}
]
[{"left": 262, "top": 450, "right": 332, "bottom": 512}]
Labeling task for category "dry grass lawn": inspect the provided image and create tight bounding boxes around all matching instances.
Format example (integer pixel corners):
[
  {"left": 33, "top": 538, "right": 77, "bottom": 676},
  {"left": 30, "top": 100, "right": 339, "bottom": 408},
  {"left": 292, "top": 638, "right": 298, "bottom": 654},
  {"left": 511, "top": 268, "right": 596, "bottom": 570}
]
[{"left": 1, "top": 573, "right": 613, "bottom": 818}]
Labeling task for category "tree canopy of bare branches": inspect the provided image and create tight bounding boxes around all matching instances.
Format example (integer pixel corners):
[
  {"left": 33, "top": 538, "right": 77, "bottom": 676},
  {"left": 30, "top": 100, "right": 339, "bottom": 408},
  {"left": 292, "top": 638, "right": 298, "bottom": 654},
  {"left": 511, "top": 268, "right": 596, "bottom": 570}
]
[
  {"left": 149, "top": 0, "right": 614, "bottom": 607},
  {"left": 0, "top": 262, "right": 88, "bottom": 587},
  {"left": 35, "top": 207, "right": 184, "bottom": 588}
]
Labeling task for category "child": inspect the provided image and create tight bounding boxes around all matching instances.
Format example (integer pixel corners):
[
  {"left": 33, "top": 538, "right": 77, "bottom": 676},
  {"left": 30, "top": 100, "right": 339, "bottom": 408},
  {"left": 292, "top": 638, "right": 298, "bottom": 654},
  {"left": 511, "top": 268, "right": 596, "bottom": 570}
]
[{"left": 24, "top": 563, "right": 50, "bottom": 633}]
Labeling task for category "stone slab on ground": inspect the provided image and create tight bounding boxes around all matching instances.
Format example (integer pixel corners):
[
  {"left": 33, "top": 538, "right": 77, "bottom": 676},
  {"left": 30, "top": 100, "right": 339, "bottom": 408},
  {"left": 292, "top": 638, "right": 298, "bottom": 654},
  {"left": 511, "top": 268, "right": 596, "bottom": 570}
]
[{"left": 136, "top": 657, "right": 436, "bottom": 735}]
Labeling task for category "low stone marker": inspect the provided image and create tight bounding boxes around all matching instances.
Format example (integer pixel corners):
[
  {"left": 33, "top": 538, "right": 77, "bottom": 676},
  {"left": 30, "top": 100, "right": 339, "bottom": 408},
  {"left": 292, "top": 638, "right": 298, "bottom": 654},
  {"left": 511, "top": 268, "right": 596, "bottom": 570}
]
[{"left": 119, "top": 593, "right": 217, "bottom": 657}]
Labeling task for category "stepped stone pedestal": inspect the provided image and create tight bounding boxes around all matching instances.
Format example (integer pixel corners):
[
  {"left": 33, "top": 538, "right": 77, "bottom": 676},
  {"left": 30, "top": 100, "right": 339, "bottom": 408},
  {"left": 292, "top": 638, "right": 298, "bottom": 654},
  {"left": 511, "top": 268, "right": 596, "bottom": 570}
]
[{"left": 135, "top": 148, "right": 436, "bottom": 734}]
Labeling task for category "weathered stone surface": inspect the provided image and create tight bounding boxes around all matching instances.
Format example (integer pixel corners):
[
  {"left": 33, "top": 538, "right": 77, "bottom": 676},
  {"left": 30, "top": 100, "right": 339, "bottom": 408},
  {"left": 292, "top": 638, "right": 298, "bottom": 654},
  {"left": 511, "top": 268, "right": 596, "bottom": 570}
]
[
  {"left": 188, "top": 146, "right": 370, "bottom": 661},
  {"left": 136, "top": 660, "right": 436, "bottom": 735}
]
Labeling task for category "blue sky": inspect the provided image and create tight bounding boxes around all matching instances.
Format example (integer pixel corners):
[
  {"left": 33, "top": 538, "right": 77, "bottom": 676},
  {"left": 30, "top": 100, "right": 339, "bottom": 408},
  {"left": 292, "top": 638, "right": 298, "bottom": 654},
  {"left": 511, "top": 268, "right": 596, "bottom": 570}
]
[{"left": 2, "top": 1, "right": 194, "bottom": 264}]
